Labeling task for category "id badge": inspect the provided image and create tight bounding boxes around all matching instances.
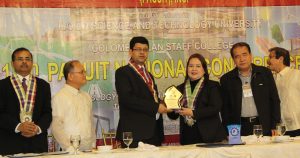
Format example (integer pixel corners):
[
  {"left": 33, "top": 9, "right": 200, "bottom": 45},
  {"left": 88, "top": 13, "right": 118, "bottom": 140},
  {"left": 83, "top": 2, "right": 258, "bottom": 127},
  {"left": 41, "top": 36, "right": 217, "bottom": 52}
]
[{"left": 242, "top": 85, "right": 253, "bottom": 97}]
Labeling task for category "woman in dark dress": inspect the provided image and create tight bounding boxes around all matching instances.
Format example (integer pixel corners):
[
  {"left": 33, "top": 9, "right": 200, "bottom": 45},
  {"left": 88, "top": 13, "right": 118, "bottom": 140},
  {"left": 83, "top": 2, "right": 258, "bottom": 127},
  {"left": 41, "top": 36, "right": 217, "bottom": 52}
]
[{"left": 168, "top": 53, "right": 226, "bottom": 145}]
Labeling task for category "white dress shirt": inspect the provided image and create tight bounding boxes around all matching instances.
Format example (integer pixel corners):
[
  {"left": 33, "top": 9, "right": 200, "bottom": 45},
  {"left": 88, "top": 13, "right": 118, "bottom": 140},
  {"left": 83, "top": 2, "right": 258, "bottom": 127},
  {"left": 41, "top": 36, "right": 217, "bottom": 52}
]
[
  {"left": 51, "top": 84, "right": 96, "bottom": 150},
  {"left": 275, "top": 67, "right": 300, "bottom": 131}
]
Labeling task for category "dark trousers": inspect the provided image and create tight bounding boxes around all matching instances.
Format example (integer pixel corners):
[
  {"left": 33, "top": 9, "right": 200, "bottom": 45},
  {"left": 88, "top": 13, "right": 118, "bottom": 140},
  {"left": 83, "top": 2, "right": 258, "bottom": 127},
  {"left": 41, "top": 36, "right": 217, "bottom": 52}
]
[
  {"left": 120, "top": 126, "right": 162, "bottom": 148},
  {"left": 285, "top": 129, "right": 300, "bottom": 137},
  {"left": 240, "top": 117, "right": 260, "bottom": 136},
  {"left": 181, "top": 123, "right": 203, "bottom": 145}
]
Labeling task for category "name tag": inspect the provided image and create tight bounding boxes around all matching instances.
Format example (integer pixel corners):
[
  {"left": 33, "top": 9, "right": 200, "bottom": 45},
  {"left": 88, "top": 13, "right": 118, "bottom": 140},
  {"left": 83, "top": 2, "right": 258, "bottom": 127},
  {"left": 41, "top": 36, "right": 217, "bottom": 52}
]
[{"left": 242, "top": 84, "right": 253, "bottom": 97}]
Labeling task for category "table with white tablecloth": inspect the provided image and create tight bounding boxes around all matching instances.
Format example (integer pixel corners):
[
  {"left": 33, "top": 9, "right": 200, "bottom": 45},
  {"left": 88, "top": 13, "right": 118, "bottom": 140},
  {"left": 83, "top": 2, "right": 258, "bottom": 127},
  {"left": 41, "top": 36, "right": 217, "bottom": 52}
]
[{"left": 34, "top": 138, "right": 300, "bottom": 158}]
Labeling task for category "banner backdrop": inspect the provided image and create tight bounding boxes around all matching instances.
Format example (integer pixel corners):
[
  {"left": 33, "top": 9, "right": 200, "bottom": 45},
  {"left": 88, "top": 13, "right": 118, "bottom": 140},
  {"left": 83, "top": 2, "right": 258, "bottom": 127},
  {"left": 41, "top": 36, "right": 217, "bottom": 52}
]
[{"left": 1, "top": 0, "right": 300, "bottom": 145}]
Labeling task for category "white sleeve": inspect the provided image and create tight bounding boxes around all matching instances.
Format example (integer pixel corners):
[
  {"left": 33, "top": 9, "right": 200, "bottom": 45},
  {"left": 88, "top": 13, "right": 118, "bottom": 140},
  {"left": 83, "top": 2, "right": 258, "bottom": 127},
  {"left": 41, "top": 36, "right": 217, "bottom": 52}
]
[
  {"left": 50, "top": 95, "right": 70, "bottom": 150},
  {"left": 89, "top": 96, "right": 96, "bottom": 148},
  {"left": 15, "top": 123, "right": 21, "bottom": 133}
]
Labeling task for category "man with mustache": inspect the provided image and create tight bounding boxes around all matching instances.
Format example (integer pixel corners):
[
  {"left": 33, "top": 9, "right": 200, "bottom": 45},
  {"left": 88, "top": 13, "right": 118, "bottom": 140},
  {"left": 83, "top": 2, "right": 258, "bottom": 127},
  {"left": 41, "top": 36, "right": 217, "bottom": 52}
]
[
  {"left": 115, "top": 36, "right": 168, "bottom": 148},
  {"left": 220, "top": 42, "right": 281, "bottom": 136},
  {"left": 0, "top": 47, "right": 52, "bottom": 155},
  {"left": 267, "top": 47, "right": 300, "bottom": 136}
]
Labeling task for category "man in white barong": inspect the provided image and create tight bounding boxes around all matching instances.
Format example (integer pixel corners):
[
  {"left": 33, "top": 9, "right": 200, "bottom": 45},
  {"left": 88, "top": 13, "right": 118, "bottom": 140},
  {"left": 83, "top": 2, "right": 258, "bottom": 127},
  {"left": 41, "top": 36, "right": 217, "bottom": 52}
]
[
  {"left": 268, "top": 47, "right": 300, "bottom": 136},
  {"left": 51, "top": 60, "right": 96, "bottom": 151}
]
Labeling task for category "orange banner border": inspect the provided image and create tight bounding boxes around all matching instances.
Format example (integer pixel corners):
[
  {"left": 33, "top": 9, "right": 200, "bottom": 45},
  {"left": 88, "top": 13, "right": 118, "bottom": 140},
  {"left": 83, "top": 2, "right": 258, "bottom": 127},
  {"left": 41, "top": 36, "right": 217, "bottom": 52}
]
[{"left": 1, "top": 0, "right": 300, "bottom": 8}]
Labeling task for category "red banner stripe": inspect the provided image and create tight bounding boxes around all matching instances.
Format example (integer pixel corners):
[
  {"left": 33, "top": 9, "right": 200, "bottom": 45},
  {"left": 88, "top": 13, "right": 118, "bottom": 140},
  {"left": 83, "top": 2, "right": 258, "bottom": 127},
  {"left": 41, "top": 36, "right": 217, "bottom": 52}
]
[{"left": 1, "top": 0, "right": 300, "bottom": 8}]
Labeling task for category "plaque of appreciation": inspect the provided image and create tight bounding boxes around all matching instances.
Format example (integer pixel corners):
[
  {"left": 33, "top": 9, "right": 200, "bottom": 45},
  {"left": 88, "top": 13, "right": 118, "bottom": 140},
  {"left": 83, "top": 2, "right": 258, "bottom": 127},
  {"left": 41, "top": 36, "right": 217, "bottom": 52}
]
[{"left": 164, "top": 85, "right": 183, "bottom": 109}]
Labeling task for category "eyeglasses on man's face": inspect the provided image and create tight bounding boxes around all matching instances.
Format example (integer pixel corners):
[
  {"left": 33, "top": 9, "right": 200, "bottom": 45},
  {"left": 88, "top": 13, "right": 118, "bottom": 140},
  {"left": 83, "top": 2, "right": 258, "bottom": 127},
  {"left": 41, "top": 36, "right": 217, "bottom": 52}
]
[
  {"left": 132, "top": 48, "right": 149, "bottom": 53},
  {"left": 15, "top": 57, "right": 32, "bottom": 62},
  {"left": 71, "top": 70, "right": 86, "bottom": 75}
]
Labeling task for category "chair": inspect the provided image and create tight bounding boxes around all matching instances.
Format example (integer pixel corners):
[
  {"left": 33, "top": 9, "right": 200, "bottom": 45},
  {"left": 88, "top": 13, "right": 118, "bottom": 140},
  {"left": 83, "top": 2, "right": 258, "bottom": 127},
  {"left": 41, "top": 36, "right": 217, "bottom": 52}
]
[{"left": 102, "top": 128, "right": 116, "bottom": 146}]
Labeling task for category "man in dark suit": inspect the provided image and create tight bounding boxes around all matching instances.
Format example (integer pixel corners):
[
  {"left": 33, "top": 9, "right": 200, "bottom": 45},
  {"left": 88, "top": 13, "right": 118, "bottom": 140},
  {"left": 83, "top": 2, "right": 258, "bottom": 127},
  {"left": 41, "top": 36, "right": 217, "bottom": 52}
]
[
  {"left": 0, "top": 48, "right": 52, "bottom": 155},
  {"left": 115, "top": 36, "right": 168, "bottom": 148},
  {"left": 220, "top": 42, "right": 280, "bottom": 136}
]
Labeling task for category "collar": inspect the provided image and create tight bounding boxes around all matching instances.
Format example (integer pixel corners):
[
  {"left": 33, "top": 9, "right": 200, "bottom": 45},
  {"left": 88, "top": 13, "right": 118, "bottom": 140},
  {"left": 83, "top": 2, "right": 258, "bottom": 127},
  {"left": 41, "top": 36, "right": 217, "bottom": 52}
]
[
  {"left": 277, "top": 66, "right": 290, "bottom": 77},
  {"left": 232, "top": 64, "right": 260, "bottom": 78},
  {"left": 16, "top": 74, "right": 30, "bottom": 81},
  {"left": 65, "top": 84, "right": 80, "bottom": 95},
  {"left": 137, "top": 65, "right": 145, "bottom": 69},
  {"left": 129, "top": 58, "right": 146, "bottom": 68},
  {"left": 238, "top": 67, "right": 252, "bottom": 77}
]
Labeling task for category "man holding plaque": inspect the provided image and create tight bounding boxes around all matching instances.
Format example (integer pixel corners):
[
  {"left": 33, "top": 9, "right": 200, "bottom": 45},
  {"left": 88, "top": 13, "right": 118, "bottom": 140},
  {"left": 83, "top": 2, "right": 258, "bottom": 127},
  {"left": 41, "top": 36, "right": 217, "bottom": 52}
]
[
  {"left": 115, "top": 36, "right": 168, "bottom": 148},
  {"left": 0, "top": 48, "right": 52, "bottom": 155}
]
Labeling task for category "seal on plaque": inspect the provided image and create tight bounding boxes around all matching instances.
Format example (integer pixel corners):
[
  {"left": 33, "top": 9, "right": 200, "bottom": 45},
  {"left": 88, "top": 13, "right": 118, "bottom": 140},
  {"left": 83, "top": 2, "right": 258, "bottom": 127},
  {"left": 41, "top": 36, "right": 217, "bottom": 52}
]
[{"left": 164, "top": 85, "right": 183, "bottom": 109}]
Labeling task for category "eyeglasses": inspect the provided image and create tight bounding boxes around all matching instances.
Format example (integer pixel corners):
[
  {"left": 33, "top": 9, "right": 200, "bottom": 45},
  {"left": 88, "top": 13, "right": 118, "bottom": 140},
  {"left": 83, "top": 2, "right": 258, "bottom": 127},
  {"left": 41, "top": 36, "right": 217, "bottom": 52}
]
[
  {"left": 132, "top": 48, "right": 149, "bottom": 53},
  {"left": 71, "top": 70, "right": 86, "bottom": 75},
  {"left": 15, "top": 58, "right": 32, "bottom": 62}
]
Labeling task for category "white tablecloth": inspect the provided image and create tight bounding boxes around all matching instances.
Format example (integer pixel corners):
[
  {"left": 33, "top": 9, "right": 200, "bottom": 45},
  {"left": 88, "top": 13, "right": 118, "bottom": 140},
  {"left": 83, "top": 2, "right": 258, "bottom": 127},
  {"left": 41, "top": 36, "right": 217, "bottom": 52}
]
[{"left": 8, "top": 139, "right": 300, "bottom": 158}]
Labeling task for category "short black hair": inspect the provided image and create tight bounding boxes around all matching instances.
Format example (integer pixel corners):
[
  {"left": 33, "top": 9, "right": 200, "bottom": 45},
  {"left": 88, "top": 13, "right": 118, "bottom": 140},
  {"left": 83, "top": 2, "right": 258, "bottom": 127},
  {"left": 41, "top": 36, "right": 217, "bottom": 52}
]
[
  {"left": 63, "top": 60, "right": 79, "bottom": 81},
  {"left": 12, "top": 47, "right": 33, "bottom": 61},
  {"left": 185, "top": 53, "right": 209, "bottom": 82},
  {"left": 230, "top": 42, "right": 251, "bottom": 58},
  {"left": 269, "top": 47, "right": 290, "bottom": 66},
  {"left": 129, "top": 36, "right": 149, "bottom": 50}
]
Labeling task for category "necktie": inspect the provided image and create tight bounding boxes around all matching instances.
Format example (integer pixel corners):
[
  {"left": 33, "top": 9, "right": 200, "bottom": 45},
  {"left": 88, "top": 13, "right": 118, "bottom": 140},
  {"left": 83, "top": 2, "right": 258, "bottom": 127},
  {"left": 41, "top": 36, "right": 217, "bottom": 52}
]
[
  {"left": 22, "top": 78, "right": 27, "bottom": 93},
  {"left": 141, "top": 66, "right": 150, "bottom": 82}
]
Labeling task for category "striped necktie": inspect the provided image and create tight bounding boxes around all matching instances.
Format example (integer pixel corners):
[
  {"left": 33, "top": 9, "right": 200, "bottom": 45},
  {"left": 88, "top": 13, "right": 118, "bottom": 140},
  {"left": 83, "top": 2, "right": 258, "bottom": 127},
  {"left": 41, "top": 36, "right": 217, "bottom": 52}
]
[
  {"left": 140, "top": 66, "right": 150, "bottom": 82},
  {"left": 22, "top": 78, "right": 27, "bottom": 93}
]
